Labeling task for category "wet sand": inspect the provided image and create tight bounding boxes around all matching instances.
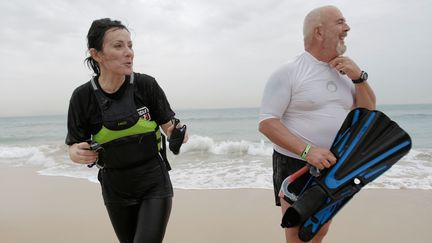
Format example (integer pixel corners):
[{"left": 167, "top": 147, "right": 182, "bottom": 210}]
[{"left": 1, "top": 166, "right": 431, "bottom": 243}]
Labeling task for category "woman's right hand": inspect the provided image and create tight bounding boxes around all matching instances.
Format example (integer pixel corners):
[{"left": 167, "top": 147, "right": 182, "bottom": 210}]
[
  {"left": 68, "top": 142, "right": 99, "bottom": 165},
  {"left": 305, "top": 147, "right": 337, "bottom": 170}
]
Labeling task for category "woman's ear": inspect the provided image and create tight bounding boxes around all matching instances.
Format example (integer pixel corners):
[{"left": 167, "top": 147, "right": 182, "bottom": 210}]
[{"left": 89, "top": 48, "right": 102, "bottom": 63}]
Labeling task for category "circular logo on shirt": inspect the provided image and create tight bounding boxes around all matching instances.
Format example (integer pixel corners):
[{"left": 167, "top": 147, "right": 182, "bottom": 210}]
[{"left": 326, "top": 81, "right": 338, "bottom": 92}]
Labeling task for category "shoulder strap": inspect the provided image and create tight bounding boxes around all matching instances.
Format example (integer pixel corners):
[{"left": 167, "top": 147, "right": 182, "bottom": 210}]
[
  {"left": 129, "top": 73, "right": 135, "bottom": 84},
  {"left": 90, "top": 73, "right": 134, "bottom": 91},
  {"left": 90, "top": 77, "right": 111, "bottom": 111},
  {"left": 90, "top": 74, "right": 135, "bottom": 111},
  {"left": 90, "top": 77, "right": 98, "bottom": 91}
]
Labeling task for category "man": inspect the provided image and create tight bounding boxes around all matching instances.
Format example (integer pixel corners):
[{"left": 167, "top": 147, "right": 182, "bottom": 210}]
[{"left": 259, "top": 5, "right": 376, "bottom": 243}]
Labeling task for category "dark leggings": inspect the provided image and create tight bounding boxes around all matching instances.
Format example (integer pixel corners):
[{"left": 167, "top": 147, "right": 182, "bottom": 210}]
[{"left": 106, "top": 197, "right": 172, "bottom": 243}]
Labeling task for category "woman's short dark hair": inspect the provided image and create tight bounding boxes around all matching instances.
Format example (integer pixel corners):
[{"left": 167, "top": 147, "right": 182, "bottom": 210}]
[{"left": 85, "top": 18, "right": 129, "bottom": 75}]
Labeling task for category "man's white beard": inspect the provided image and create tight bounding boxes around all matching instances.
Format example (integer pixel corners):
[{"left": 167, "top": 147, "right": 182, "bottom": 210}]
[{"left": 336, "top": 42, "right": 347, "bottom": 55}]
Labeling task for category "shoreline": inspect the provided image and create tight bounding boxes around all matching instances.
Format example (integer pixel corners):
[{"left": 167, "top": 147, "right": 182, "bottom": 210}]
[{"left": 1, "top": 166, "right": 431, "bottom": 243}]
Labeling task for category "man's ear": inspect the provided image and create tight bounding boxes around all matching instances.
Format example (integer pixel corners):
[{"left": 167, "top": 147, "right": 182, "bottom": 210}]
[
  {"left": 314, "top": 26, "right": 323, "bottom": 41},
  {"left": 89, "top": 48, "right": 101, "bottom": 63}
]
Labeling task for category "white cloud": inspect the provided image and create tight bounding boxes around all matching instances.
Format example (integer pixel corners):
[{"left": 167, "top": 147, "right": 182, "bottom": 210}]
[{"left": 0, "top": 0, "right": 431, "bottom": 116}]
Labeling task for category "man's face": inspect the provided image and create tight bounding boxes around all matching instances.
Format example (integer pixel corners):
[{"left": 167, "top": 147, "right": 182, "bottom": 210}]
[{"left": 321, "top": 8, "right": 350, "bottom": 57}]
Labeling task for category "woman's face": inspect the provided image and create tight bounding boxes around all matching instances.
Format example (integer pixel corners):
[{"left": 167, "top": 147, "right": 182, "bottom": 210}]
[{"left": 95, "top": 28, "right": 134, "bottom": 76}]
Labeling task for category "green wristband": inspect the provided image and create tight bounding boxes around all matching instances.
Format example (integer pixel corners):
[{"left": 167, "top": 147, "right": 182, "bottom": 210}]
[{"left": 301, "top": 144, "right": 311, "bottom": 160}]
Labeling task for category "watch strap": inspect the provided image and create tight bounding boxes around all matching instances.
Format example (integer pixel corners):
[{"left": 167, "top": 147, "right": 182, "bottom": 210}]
[{"left": 352, "top": 71, "right": 367, "bottom": 84}]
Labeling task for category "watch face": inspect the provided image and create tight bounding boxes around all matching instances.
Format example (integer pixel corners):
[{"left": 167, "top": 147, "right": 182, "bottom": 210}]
[{"left": 362, "top": 71, "right": 368, "bottom": 80}]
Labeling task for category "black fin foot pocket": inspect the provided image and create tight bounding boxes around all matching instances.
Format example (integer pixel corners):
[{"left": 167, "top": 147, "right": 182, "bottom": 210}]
[
  {"left": 281, "top": 185, "right": 327, "bottom": 228},
  {"left": 169, "top": 118, "right": 187, "bottom": 155}
]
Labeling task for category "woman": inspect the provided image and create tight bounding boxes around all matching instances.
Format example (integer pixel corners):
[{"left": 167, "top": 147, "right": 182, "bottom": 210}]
[{"left": 66, "top": 18, "right": 187, "bottom": 243}]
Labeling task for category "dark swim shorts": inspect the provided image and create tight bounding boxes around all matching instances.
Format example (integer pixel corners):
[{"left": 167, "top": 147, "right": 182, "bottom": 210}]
[{"left": 273, "top": 150, "right": 312, "bottom": 206}]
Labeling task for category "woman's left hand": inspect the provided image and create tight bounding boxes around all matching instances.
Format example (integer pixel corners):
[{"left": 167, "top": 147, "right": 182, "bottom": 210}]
[{"left": 161, "top": 120, "right": 188, "bottom": 143}]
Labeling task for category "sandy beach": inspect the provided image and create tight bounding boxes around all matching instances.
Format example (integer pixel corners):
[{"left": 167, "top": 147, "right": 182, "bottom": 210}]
[{"left": 1, "top": 166, "right": 431, "bottom": 243}]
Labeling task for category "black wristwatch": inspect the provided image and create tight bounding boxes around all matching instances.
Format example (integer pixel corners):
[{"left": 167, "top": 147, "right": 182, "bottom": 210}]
[{"left": 352, "top": 71, "right": 368, "bottom": 84}]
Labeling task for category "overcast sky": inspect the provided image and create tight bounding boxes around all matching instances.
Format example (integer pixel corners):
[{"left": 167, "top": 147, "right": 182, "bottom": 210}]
[{"left": 0, "top": 0, "right": 431, "bottom": 117}]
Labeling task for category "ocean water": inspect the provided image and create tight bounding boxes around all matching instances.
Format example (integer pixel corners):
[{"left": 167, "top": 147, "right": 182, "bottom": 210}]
[{"left": 0, "top": 104, "right": 431, "bottom": 190}]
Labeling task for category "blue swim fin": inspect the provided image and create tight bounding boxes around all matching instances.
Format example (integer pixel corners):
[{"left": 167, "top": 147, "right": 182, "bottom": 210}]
[{"left": 281, "top": 108, "right": 412, "bottom": 242}]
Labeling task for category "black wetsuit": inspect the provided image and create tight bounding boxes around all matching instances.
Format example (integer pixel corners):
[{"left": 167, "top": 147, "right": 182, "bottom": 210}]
[{"left": 66, "top": 73, "right": 174, "bottom": 243}]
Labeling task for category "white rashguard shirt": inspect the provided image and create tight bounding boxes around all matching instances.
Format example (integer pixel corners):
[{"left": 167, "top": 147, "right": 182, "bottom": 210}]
[{"left": 260, "top": 52, "right": 355, "bottom": 159}]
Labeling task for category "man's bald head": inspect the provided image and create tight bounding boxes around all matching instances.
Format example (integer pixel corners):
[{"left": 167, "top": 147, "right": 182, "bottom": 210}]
[{"left": 303, "top": 5, "right": 341, "bottom": 47}]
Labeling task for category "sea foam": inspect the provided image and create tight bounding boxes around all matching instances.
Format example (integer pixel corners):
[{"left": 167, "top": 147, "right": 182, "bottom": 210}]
[{"left": 1, "top": 141, "right": 431, "bottom": 190}]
